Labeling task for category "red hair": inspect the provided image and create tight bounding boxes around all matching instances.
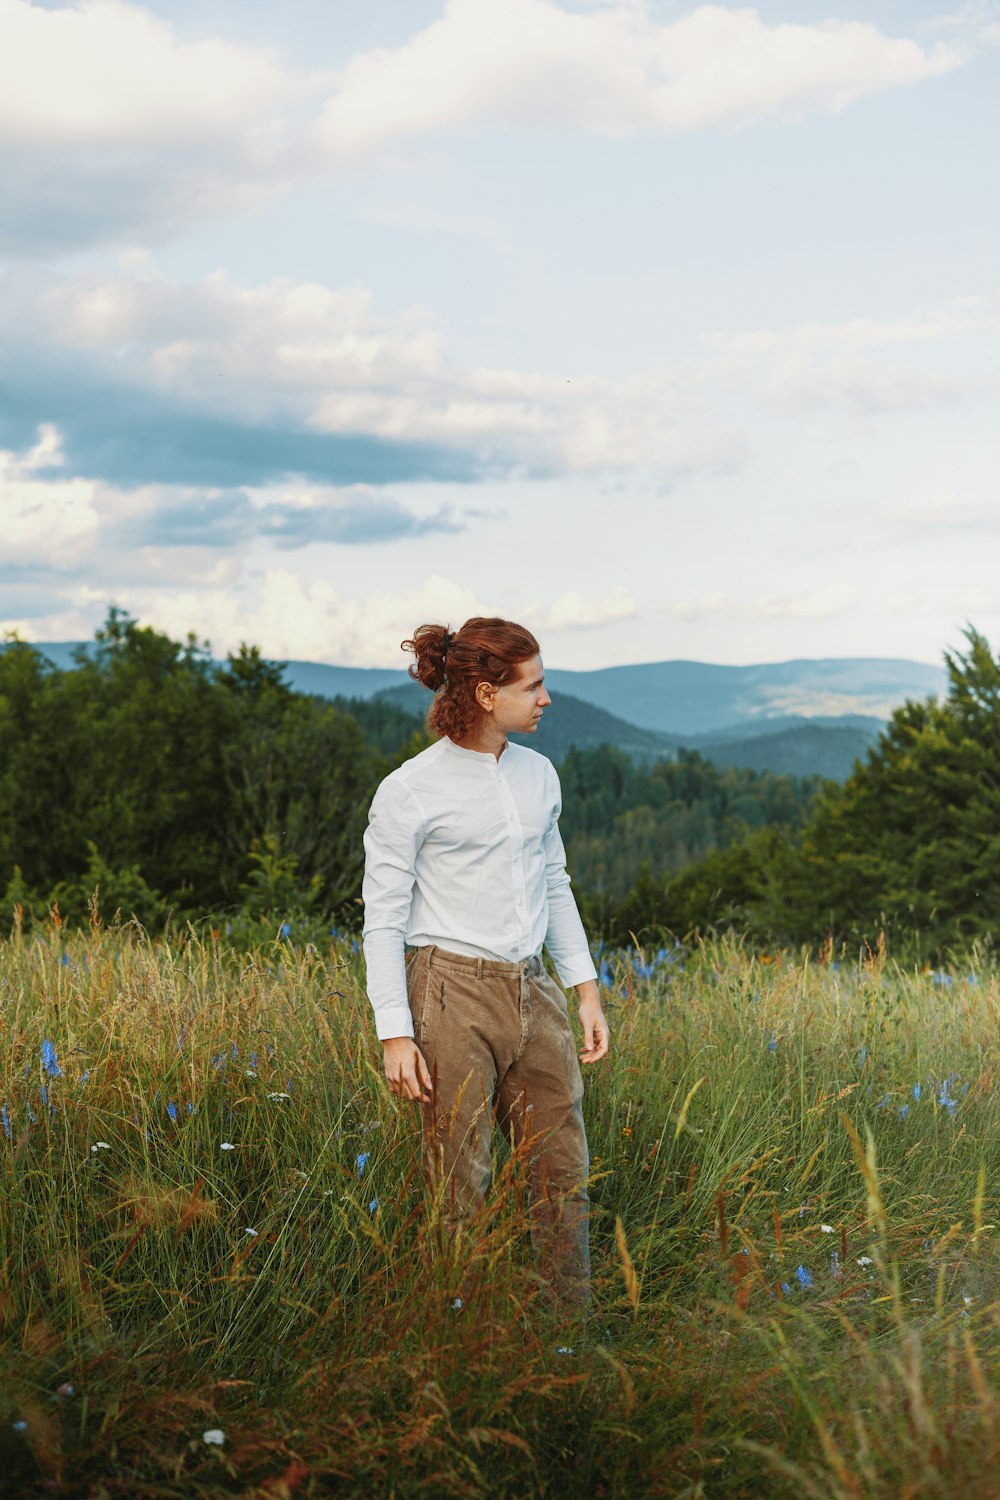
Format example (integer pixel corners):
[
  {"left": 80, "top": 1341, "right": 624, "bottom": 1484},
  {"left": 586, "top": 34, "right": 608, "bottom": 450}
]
[{"left": 402, "top": 617, "right": 540, "bottom": 742}]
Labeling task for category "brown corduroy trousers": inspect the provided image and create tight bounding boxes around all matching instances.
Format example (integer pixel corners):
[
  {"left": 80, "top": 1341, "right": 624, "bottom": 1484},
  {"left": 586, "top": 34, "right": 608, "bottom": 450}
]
[{"left": 406, "top": 944, "right": 591, "bottom": 1306}]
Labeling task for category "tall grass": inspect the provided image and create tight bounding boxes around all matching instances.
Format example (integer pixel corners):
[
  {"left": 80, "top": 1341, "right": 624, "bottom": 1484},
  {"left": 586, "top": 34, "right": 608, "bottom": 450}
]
[{"left": 4, "top": 916, "right": 1000, "bottom": 1496}]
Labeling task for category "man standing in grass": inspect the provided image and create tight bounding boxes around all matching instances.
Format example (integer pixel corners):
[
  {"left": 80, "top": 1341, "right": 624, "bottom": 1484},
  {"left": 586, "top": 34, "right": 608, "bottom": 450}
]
[{"left": 362, "top": 616, "right": 609, "bottom": 1309}]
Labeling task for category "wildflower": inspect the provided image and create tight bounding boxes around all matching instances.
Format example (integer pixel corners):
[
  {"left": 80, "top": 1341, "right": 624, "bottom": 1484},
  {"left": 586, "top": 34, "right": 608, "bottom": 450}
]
[
  {"left": 244, "top": 1228, "right": 258, "bottom": 1237},
  {"left": 40, "top": 1083, "right": 48, "bottom": 1109},
  {"left": 91, "top": 1142, "right": 110, "bottom": 1152},
  {"left": 267, "top": 1092, "right": 290, "bottom": 1101},
  {"left": 857, "top": 1255, "right": 873, "bottom": 1267},
  {"left": 452, "top": 1297, "right": 463, "bottom": 1310},
  {"left": 280, "top": 921, "right": 292, "bottom": 939},
  {"left": 210, "top": 1054, "right": 225, "bottom": 1071},
  {"left": 12, "top": 1420, "right": 27, "bottom": 1432},
  {"left": 368, "top": 1198, "right": 379, "bottom": 1214},
  {"left": 780, "top": 1282, "right": 792, "bottom": 1295},
  {"left": 202, "top": 1429, "right": 225, "bottom": 1446},
  {"left": 355, "top": 1152, "right": 370, "bottom": 1177},
  {"left": 250, "top": 1050, "right": 258, "bottom": 1070},
  {"left": 245, "top": 1070, "right": 257, "bottom": 1078},
  {"left": 767, "top": 1032, "right": 778, "bottom": 1052},
  {"left": 913, "top": 1083, "right": 921, "bottom": 1101},
  {"left": 621, "top": 1126, "right": 632, "bottom": 1137},
  {"left": 795, "top": 1264, "right": 813, "bottom": 1289},
  {"left": 56, "top": 1383, "right": 75, "bottom": 1397},
  {"left": 230, "top": 1042, "right": 239, "bottom": 1060},
  {"left": 898, "top": 1103, "right": 909, "bottom": 1120},
  {"left": 166, "top": 1101, "right": 178, "bottom": 1122},
  {"left": 186, "top": 1102, "right": 194, "bottom": 1115},
  {"left": 220, "top": 1142, "right": 236, "bottom": 1151},
  {"left": 555, "top": 1346, "right": 574, "bottom": 1355},
  {"left": 81, "top": 1070, "right": 90, "bottom": 1085},
  {"left": 1, "top": 1103, "right": 9, "bottom": 1139},
  {"left": 830, "top": 1252, "right": 841, "bottom": 1278},
  {"left": 820, "top": 1224, "right": 834, "bottom": 1233},
  {"left": 41, "top": 1039, "right": 63, "bottom": 1078}
]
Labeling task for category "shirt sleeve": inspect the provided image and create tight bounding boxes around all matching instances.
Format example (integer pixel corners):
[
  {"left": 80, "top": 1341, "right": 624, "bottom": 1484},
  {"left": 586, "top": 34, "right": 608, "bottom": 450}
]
[
  {"left": 361, "top": 776, "right": 425, "bottom": 1041},
  {"left": 542, "top": 763, "right": 598, "bottom": 989}
]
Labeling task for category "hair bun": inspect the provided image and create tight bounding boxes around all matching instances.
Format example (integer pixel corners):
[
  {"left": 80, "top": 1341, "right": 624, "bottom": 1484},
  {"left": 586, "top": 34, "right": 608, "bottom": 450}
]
[{"left": 402, "top": 623, "right": 452, "bottom": 691}]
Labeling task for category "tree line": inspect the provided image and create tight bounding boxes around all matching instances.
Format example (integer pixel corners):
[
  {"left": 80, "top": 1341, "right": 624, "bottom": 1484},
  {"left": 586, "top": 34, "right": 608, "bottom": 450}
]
[{"left": 2, "top": 611, "right": 997, "bottom": 959}]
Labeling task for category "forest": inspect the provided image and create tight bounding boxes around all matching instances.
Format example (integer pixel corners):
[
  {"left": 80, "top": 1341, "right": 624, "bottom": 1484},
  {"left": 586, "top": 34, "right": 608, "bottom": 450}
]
[{"left": 2, "top": 609, "right": 998, "bottom": 959}]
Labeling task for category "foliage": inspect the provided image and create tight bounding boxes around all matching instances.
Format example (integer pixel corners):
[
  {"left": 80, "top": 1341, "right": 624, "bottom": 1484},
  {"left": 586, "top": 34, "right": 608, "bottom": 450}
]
[{"left": 5, "top": 925, "right": 1000, "bottom": 1496}]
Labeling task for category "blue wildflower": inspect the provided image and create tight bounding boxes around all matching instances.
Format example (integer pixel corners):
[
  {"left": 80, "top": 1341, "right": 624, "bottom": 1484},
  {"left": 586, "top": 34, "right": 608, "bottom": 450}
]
[
  {"left": 830, "top": 1251, "right": 841, "bottom": 1278},
  {"left": 898, "top": 1103, "right": 909, "bottom": 1120},
  {"left": 211, "top": 1054, "right": 225, "bottom": 1071},
  {"left": 250, "top": 1050, "right": 258, "bottom": 1070},
  {"left": 61, "top": 954, "right": 70, "bottom": 967},
  {"left": 230, "top": 1042, "right": 239, "bottom": 1060},
  {"left": 40, "top": 1084, "right": 48, "bottom": 1109},
  {"left": 166, "top": 1101, "right": 178, "bottom": 1122},
  {"left": 795, "top": 1264, "right": 813, "bottom": 1289},
  {"left": 368, "top": 1198, "right": 379, "bottom": 1214},
  {"left": 831, "top": 961, "right": 841, "bottom": 972},
  {"left": 186, "top": 1102, "right": 194, "bottom": 1115},
  {"left": 780, "top": 1282, "right": 792, "bottom": 1295},
  {"left": 767, "top": 1032, "right": 778, "bottom": 1052},
  {"left": 355, "top": 1152, "right": 370, "bottom": 1177},
  {"left": 81, "top": 1071, "right": 90, "bottom": 1086},
  {"left": 280, "top": 921, "right": 292, "bottom": 939},
  {"left": 41, "top": 1039, "right": 63, "bottom": 1078},
  {"left": 913, "top": 1083, "right": 921, "bottom": 1101},
  {"left": 2, "top": 1103, "right": 10, "bottom": 1139}
]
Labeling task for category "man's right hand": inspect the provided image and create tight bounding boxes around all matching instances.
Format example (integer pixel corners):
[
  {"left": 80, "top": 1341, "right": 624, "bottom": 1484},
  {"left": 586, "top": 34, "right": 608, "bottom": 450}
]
[{"left": 382, "top": 1037, "right": 433, "bottom": 1102}]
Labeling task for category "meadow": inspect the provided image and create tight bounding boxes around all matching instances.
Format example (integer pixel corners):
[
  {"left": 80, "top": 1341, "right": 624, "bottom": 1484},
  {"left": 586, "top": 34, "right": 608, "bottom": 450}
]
[{"left": 4, "top": 917, "right": 1000, "bottom": 1497}]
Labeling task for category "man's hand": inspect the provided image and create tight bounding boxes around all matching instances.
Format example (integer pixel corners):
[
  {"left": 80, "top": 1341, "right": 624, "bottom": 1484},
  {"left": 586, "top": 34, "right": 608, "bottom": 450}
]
[
  {"left": 382, "top": 1036, "right": 433, "bottom": 1102},
  {"left": 575, "top": 979, "right": 610, "bottom": 1065}
]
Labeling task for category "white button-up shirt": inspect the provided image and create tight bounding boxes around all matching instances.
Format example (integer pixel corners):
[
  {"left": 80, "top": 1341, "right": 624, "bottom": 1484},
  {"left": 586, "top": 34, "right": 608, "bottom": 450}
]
[{"left": 362, "top": 736, "right": 597, "bottom": 1040}]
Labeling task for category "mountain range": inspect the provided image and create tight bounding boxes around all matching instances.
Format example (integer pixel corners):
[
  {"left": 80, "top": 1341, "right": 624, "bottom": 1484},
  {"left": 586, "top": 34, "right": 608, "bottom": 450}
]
[{"left": 13, "top": 641, "right": 947, "bottom": 781}]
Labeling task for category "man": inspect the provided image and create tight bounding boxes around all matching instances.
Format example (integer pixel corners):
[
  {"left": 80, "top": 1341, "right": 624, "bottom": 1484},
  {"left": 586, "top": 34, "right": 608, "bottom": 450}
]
[{"left": 362, "top": 616, "right": 610, "bottom": 1308}]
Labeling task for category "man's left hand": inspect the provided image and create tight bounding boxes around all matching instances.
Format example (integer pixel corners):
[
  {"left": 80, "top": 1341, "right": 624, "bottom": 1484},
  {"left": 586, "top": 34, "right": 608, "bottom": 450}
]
[{"left": 575, "top": 981, "right": 610, "bottom": 1064}]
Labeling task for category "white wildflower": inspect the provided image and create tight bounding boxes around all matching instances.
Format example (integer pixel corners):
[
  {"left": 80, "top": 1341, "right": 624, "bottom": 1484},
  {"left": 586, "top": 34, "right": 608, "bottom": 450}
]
[
  {"left": 220, "top": 1142, "right": 236, "bottom": 1151},
  {"left": 91, "top": 1142, "right": 110, "bottom": 1152},
  {"left": 820, "top": 1224, "right": 834, "bottom": 1233},
  {"left": 857, "top": 1256, "right": 873, "bottom": 1266},
  {"left": 202, "top": 1428, "right": 225, "bottom": 1445}
]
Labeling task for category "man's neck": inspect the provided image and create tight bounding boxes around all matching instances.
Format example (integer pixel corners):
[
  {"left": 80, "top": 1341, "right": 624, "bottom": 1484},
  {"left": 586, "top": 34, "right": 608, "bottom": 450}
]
[{"left": 451, "top": 725, "right": 508, "bottom": 761}]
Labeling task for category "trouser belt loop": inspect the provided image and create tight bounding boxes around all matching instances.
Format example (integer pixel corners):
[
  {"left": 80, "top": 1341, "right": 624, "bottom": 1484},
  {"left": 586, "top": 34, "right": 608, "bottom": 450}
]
[{"left": 476, "top": 956, "right": 484, "bottom": 979}]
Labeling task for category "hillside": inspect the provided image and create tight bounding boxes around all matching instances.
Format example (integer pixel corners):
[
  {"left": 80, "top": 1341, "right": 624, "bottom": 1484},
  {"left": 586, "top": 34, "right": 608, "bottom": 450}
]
[
  {"left": 16, "top": 642, "right": 944, "bottom": 737},
  {"left": 373, "top": 683, "right": 677, "bottom": 765}
]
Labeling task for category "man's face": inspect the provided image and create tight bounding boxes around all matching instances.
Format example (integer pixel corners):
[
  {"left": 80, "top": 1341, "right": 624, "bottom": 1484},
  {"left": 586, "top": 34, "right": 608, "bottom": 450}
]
[{"left": 488, "top": 654, "right": 551, "bottom": 735}]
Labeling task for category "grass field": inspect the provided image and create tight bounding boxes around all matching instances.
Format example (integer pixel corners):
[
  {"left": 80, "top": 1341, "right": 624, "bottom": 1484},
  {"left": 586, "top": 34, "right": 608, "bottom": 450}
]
[{"left": 4, "top": 918, "right": 1000, "bottom": 1497}]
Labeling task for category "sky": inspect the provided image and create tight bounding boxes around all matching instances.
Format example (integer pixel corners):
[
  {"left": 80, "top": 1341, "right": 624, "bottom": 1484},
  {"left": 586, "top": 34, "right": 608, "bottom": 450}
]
[{"left": 1, "top": 0, "right": 998, "bottom": 671}]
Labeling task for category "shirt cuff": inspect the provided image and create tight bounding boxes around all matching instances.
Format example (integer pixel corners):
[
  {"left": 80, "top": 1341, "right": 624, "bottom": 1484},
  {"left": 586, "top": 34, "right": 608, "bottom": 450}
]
[
  {"left": 372, "top": 1004, "right": 415, "bottom": 1042},
  {"left": 553, "top": 952, "right": 598, "bottom": 988}
]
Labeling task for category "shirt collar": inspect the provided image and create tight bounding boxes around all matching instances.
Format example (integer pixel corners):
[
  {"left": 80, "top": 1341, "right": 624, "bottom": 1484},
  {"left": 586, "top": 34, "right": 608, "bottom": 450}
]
[{"left": 444, "top": 736, "right": 509, "bottom": 764}]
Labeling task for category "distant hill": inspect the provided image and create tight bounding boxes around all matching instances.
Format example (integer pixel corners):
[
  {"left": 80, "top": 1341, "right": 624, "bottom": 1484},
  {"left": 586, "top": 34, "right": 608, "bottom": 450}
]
[
  {"left": 693, "top": 722, "right": 878, "bottom": 781},
  {"left": 539, "top": 658, "right": 946, "bottom": 735},
  {"left": 9, "top": 641, "right": 942, "bottom": 779},
  {"left": 374, "top": 683, "right": 677, "bottom": 765}
]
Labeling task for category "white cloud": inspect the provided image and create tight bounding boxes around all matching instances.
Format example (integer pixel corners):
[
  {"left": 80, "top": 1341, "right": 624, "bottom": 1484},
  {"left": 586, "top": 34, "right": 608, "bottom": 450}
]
[
  {"left": 703, "top": 297, "right": 995, "bottom": 362},
  {"left": 0, "top": 1, "right": 975, "bottom": 249},
  {"left": 0, "top": 0, "right": 296, "bottom": 148},
  {"left": 4, "top": 569, "right": 502, "bottom": 669},
  {"left": 317, "top": 0, "right": 962, "bottom": 159},
  {"left": 38, "top": 267, "right": 745, "bottom": 476},
  {"left": 670, "top": 582, "right": 858, "bottom": 622},
  {"left": 529, "top": 586, "right": 637, "bottom": 632},
  {"left": 886, "top": 490, "right": 1000, "bottom": 532},
  {"left": 757, "top": 582, "right": 858, "bottom": 619}
]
